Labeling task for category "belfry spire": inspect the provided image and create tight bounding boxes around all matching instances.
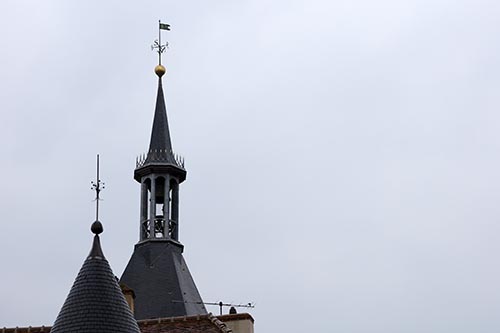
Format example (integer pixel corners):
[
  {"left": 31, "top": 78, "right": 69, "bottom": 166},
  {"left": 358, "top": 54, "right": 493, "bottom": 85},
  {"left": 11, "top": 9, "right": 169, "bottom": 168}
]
[
  {"left": 144, "top": 22, "right": 181, "bottom": 166},
  {"left": 147, "top": 69, "right": 175, "bottom": 161},
  {"left": 121, "top": 24, "right": 206, "bottom": 320}
]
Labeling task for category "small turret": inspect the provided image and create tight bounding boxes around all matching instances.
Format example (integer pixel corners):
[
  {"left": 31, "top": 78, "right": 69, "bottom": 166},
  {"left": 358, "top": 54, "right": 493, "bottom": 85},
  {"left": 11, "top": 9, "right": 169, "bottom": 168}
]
[
  {"left": 51, "top": 221, "right": 140, "bottom": 333},
  {"left": 134, "top": 63, "right": 186, "bottom": 242}
]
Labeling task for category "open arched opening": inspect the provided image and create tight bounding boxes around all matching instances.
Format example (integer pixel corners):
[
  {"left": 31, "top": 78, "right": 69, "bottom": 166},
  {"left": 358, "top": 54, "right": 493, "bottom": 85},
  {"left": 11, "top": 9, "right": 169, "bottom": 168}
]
[
  {"left": 140, "top": 178, "right": 152, "bottom": 241},
  {"left": 154, "top": 176, "right": 166, "bottom": 238},
  {"left": 169, "top": 178, "right": 179, "bottom": 240}
]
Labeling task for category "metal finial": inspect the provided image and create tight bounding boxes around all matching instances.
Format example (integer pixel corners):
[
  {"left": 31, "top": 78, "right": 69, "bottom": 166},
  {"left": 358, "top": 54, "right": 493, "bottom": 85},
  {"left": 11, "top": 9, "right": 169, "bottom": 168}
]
[
  {"left": 151, "top": 20, "right": 171, "bottom": 66},
  {"left": 90, "top": 154, "right": 105, "bottom": 224},
  {"left": 91, "top": 221, "right": 103, "bottom": 235}
]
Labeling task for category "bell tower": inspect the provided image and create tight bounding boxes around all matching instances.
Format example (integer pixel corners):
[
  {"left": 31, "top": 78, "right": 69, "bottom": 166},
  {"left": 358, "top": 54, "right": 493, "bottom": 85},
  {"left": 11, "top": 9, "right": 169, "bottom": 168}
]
[
  {"left": 134, "top": 64, "right": 185, "bottom": 243},
  {"left": 120, "top": 28, "right": 207, "bottom": 320}
]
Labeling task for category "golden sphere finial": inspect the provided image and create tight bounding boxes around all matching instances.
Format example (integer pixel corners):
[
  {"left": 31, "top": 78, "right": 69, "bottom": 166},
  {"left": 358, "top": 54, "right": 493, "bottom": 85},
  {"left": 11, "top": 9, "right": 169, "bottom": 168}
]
[{"left": 155, "top": 65, "right": 166, "bottom": 77}]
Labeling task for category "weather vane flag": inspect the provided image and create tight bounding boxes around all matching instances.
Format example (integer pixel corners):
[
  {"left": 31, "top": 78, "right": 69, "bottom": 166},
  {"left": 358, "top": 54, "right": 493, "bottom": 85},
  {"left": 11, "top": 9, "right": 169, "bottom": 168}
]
[
  {"left": 152, "top": 20, "right": 171, "bottom": 65},
  {"left": 160, "top": 22, "right": 170, "bottom": 31}
]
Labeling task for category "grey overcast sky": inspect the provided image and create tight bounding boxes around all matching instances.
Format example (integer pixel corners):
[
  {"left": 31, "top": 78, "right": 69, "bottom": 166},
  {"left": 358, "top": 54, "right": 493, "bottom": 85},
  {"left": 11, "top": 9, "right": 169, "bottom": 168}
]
[{"left": 1, "top": 0, "right": 500, "bottom": 332}]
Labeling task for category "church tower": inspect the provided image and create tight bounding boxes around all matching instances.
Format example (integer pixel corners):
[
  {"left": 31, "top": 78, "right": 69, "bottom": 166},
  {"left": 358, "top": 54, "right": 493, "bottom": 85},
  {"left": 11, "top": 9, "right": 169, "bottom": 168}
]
[{"left": 120, "top": 61, "right": 207, "bottom": 319}]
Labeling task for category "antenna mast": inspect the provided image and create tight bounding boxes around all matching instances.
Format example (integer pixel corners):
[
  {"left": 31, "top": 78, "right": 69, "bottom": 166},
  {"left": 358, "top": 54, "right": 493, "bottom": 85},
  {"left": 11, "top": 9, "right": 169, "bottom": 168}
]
[{"left": 172, "top": 300, "right": 255, "bottom": 316}]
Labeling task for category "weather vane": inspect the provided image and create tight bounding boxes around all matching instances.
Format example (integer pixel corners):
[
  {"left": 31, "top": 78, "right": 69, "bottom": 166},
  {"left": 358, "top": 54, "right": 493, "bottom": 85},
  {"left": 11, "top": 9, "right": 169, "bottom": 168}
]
[
  {"left": 91, "top": 154, "right": 105, "bottom": 222},
  {"left": 151, "top": 20, "right": 171, "bottom": 65}
]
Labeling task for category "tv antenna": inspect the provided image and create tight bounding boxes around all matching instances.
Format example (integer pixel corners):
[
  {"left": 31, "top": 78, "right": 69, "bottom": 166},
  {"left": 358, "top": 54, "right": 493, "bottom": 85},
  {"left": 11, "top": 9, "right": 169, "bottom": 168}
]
[{"left": 172, "top": 300, "right": 255, "bottom": 316}]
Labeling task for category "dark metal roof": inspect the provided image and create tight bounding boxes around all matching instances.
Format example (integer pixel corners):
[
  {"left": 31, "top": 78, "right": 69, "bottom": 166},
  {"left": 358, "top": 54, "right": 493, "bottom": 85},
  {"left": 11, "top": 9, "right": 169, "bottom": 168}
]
[
  {"left": 51, "top": 234, "right": 140, "bottom": 333},
  {"left": 145, "top": 78, "right": 177, "bottom": 165},
  {"left": 120, "top": 240, "right": 207, "bottom": 320}
]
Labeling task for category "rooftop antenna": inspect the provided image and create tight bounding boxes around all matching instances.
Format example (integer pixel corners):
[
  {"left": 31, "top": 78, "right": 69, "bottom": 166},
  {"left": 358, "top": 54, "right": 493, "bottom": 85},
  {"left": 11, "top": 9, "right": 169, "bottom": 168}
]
[
  {"left": 151, "top": 20, "right": 170, "bottom": 65},
  {"left": 172, "top": 300, "right": 255, "bottom": 316},
  {"left": 90, "top": 154, "right": 105, "bottom": 222}
]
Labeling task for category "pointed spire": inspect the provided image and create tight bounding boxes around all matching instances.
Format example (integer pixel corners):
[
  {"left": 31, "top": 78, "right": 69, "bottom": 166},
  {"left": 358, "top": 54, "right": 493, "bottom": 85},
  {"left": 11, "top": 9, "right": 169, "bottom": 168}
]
[{"left": 147, "top": 70, "right": 175, "bottom": 163}]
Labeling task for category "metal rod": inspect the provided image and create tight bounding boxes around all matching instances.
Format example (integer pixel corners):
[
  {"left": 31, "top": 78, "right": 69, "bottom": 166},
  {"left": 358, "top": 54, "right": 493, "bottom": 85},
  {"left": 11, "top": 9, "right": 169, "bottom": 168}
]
[
  {"left": 158, "top": 20, "right": 162, "bottom": 65},
  {"left": 91, "top": 154, "right": 104, "bottom": 222},
  {"left": 96, "top": 154, "right": 99, "bottom": 221},
  {"left": 172, "top": 300, "right": 255, "bottom": 312}
]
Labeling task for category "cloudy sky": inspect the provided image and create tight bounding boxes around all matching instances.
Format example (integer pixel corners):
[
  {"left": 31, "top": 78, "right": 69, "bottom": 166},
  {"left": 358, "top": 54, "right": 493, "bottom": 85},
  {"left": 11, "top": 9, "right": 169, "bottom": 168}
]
[{"left": 1, "top": 1, "right": 500, "bottom": 332}]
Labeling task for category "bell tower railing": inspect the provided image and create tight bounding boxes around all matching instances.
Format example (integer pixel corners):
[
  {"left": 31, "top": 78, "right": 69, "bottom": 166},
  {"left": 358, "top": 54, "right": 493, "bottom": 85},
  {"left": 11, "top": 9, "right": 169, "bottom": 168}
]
[{"left": 141, "top": 217, "right": 178, "bottom": 240}]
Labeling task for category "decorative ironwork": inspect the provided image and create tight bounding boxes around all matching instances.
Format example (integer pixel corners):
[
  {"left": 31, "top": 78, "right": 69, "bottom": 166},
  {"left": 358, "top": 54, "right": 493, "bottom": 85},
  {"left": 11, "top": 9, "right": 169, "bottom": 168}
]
[
  {"left": 151, "top": 20, "right": 170, "bottom": 65},
  {"left": 90, "top": 154, "right": 105, "bottom": 222},
  {"left": 135, "top": 149, "right": 185, "bottom": 169},
  {"left": 168, "top": 219, "right": 177, "bottom": 236},
  {"left": 141, "top": 217, "right": 178, "bottom": 240}
]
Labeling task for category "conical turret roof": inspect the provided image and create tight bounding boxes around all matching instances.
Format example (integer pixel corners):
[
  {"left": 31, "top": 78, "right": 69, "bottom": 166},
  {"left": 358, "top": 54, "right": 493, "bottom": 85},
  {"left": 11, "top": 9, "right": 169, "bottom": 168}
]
[{"left": 51, "top": 222, "right": 140, "bottom": 333}]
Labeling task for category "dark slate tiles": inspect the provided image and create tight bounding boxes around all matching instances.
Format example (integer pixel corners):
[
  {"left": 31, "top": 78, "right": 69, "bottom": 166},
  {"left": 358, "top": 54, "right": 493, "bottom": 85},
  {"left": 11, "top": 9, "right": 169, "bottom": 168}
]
[
  {"left": 120, "top": 240, "right": 207, "bottom": 320},
  {"left": 51, "top": 237, "right": 140, "bottom": 333}
]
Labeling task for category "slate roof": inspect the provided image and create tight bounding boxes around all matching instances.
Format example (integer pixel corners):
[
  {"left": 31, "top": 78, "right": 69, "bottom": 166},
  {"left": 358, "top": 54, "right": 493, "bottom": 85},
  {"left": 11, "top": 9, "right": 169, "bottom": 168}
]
[
  {"left": 124, "top": 72, "right": 205, "bottom": 320},
  {"left": 51, "top": 230, "right": 140, "bottom": 333},
  {"left": 145, "top": 78, "right": 177, "bottom": 165},
  {"left": 120, "top": 240, "right": 207, "bottom": 320}
]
